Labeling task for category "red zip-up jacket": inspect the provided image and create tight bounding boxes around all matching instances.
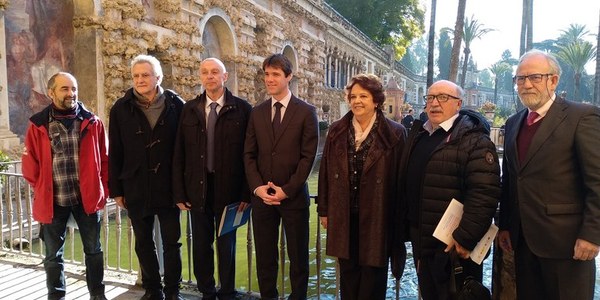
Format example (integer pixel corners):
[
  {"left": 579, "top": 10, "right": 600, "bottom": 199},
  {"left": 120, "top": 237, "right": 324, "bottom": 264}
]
[{"left": 22, "top": 103, "right": 109, "bottom": 224}]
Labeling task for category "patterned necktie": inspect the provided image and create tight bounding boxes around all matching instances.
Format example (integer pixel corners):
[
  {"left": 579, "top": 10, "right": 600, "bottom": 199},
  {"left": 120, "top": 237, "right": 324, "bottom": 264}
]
[
  {"left": 273, "top": 102, "right": 283, "bottom": 135},
  {"left": 207, "top": 102, "right": 218, "bottom": 172},
  {"left": 527, "top": 111, "right": 539, "bottom": 126}
]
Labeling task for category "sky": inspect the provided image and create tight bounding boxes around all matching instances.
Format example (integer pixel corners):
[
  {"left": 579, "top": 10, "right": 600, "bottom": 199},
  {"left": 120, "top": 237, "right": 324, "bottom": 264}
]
[{"left": 421, "top": 0, "right": 600, "bottom": 74}]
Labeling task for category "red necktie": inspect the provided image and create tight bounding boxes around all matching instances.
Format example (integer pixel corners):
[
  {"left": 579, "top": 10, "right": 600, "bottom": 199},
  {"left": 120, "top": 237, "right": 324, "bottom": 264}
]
[{"left": 527, "top": 111, "right": 539, "bottom": 126}]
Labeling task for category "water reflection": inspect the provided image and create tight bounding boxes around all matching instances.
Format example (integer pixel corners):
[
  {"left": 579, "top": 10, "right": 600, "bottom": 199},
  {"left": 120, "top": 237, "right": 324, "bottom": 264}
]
[{"left": 314, "top": 242, "right": 495, "bottom": 299}]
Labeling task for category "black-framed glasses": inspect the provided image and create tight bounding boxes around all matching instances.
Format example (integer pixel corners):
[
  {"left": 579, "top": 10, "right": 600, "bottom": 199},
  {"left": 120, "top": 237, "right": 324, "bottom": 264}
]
[
  {"left": 513, "top": 73, "right": 554, "bottom": 85},
  {"left": 423, "top": 94, "right": 461, "bottom": 103}
]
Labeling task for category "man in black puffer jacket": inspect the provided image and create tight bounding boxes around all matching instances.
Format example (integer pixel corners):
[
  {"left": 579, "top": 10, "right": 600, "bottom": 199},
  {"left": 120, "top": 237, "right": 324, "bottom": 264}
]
[{"left": 399, "top": 80, "right": 501, "bottom": 300}]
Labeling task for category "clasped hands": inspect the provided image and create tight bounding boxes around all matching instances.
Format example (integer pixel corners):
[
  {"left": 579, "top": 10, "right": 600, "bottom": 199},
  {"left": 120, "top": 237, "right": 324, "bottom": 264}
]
[{"left": 256, "top": 181, "right": 288, "bottom": 206}]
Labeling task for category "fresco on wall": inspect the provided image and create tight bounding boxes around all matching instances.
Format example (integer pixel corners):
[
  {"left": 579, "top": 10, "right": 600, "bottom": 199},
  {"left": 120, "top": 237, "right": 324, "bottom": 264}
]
[{"left": 5, "top": 0, "right": 74, "bottom": 137}]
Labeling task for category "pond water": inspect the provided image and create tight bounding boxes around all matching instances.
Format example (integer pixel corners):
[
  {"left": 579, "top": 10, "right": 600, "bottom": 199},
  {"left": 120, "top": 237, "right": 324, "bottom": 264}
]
[
  {"left": 312, "top": 242, "right": 492, "bottom": 300},
  {"left": 312, "top": 242, "right": 600, "bottom": 299}
]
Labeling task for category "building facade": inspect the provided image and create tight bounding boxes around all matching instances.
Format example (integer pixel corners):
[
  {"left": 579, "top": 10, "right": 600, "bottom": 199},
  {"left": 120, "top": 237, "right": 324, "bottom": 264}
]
[{"left": 0, "top": 0, "right": 432, "bottom": 148}]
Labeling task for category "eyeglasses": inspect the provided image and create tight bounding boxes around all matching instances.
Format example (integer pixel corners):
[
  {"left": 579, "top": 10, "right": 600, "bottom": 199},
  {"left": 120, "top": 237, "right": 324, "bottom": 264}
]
[
  {"left": 513, "top": 73, "right": 554, "bottom": 85},
  {"left": 423, "top": 94, "right": 461, "bottom": 103}
]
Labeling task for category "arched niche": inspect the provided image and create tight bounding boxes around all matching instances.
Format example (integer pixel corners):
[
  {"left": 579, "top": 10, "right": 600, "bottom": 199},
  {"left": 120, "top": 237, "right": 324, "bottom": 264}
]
[
  {"left": 199, "top": 9, "right": 238, "bottom": 95},
  {"left": 282, "top": 44, "right": 298, "bottom": 96}
]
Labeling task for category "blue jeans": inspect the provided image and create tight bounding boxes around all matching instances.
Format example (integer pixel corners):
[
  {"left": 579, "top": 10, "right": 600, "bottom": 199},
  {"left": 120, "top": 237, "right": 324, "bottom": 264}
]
[{"left": 41, "top": 204, "right": 105, "bottom": 299}]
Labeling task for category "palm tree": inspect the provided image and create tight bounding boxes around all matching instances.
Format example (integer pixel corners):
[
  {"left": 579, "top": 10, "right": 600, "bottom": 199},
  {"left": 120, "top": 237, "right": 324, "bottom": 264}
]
[
  {"left": 595, "top": 11, "right": 600, "bottom": 105},
  {"left": 426, "top": 0, "right": 437, "bottom": 88},
  {"left": 520, "top": 0, "right": 533, "bottom": 56},
  {"left": 558, "top": 24, "right": 591, "bottom": 45},
  {"left": 448, "top": 0, "right": 466, "bottom": 83},
  {"left": 489, "top": 62, "right": 512, "bottom": 104},
  {"left": 556, "top": 41, "right": 597, "bottom": 101},
  {"left": 459, "top": 16, "right": 494, "bottom": 87}
]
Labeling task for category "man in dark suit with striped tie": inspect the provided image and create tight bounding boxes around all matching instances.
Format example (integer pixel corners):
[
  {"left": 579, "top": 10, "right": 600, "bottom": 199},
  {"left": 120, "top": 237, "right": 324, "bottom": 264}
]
[
  {"left": 498, "top": 49, "right": 600, "bottom": 299},
  {"left": 244, "top": 53, "right": 319, "bottom": 300}
]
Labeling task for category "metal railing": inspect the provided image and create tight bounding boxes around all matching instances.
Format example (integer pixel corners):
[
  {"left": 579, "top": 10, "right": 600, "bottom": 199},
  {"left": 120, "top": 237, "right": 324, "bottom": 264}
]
[{"left": 0, "top": 161, "right": 404, "bottom": 299}]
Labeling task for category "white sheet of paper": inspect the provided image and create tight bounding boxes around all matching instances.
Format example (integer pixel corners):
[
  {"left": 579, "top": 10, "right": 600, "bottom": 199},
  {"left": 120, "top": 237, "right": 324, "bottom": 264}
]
[
  {"left": 432, "top": 199, "right": 463, "bottom": 245},
  {"left": 432, "top": 198, "right": 498, "bottom": 265},
  {"left": 470, "top": 223, "right": 498, "bottom": 265}
]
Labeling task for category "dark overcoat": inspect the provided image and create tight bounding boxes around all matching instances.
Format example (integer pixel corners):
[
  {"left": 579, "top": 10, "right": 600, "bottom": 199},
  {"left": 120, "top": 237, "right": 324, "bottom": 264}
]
[
  {"left": 108, "top": 88, "right": 184, "bottom": 217},
  {"left": 317, "top": 110, "right": 406, "bottom": 267}
]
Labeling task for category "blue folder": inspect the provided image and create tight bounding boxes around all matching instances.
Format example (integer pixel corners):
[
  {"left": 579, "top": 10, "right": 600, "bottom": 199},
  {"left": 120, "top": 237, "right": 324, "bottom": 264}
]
[{"left": 218, "top": 202, "right": 251, "bottom": 236}]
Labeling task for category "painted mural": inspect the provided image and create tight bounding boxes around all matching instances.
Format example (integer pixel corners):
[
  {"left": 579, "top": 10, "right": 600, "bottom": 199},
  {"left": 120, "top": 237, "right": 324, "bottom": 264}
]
[{"left": 5, "top": 0, "right": 74, "bottom": 137}]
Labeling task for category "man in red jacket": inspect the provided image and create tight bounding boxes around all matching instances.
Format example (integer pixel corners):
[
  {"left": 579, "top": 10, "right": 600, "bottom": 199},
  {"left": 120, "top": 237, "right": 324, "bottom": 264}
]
[{"left": 22, "top": 72, "right": 108, "bottom": 300}]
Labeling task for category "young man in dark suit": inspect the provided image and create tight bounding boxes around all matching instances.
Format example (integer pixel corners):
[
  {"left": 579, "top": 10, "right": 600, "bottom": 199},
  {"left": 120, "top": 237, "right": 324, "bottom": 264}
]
[
  {"left": 244, "top": 54, "right": 319, "bottom": 300},
  {"left": 498, "top": 49, "right": 600, "bottom": 299}
]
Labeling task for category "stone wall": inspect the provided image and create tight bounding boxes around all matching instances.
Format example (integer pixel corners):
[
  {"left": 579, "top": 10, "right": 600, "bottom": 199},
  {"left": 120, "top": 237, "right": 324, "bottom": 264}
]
[{"left": 0, "top": 0, "right": 430, "bottom": 139}]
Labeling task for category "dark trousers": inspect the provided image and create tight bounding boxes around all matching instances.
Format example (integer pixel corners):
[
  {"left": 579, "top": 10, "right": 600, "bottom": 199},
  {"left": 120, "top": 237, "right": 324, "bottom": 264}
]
[
  {"left": 515, "top": 232, "right": 595, "bottom": 300},
  {"left": 41, "top": 204, "right": 105, "bottom": 300},
  {"left": 129, "top": 207, "right": 182, "bottom": 296},
  {"left": 252, "top": 205, "right": 310, "bottom": 300},
  {"left": 191, "top": 173, "right": 237, "bottom": 300},
  {"left": 338, "top": 212, "right": 388, "bottom": 300},
  {"left": 410, "top": 227, "right": 482, "bottom": 300}
]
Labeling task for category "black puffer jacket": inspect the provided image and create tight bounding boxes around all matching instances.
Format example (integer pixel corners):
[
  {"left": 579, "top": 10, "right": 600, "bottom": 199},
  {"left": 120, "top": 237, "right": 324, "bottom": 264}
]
[{"left": 400, "top": 109, "right": 501, "bottom": 258}]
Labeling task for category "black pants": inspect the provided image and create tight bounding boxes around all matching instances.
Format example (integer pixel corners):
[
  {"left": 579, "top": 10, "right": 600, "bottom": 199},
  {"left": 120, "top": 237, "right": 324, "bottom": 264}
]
[
  {"left": 252, "top": 204, "right": 310, "bottom": 300},
  {"left": 191, "top": 173, "right": 238, "bottom": 300},
  {"left": 338, "top": 212, "right": 388, "bottom": 300},
  {"left": 129, "top": 207, "right": 182, "bottom": 296}
]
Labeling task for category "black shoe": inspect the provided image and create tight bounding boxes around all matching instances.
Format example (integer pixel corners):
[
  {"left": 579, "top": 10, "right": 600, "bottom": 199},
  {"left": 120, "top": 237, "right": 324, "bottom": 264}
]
[
  {"left": 90, "top": 296, "right": 108, "bottom": 300},
  {"left": 141, "top": 290, "right": 165, "bottom": 300}
]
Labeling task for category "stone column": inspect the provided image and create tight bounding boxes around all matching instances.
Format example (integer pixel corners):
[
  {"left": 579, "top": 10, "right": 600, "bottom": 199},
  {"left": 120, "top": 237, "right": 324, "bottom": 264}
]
[{"left": 0, "top": 11, "right": 23, "bottom": 150}]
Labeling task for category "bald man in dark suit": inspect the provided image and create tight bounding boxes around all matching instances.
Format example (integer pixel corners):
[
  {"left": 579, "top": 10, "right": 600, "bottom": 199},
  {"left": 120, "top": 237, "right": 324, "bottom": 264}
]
[
  {"left": 244, "top": 54, "right": 318, "bottom": 300},
  {"left": 498, "top": 49, "right": 600, "bottom": 300}
]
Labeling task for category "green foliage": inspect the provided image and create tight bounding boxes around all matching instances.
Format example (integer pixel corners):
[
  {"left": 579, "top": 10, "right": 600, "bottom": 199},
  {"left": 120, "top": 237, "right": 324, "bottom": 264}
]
[
  {"left": 488, "top": 62, "right": 512, "bottom": 96},
  {"left": 326, "top": 0, "right": 425, "bottom": 58},
  {"left": 500, "top": 50, "right": 519, "bottom": 65},
  {"left": 318, "top": 121, "right": 329, "bottom": 131},
  {"left": 403, "top": 36, "right": 428, "bottom": 75},
  {"left": 558, "top": 24, "right": 591, "bottom": 45},
  {"left": 462, "top": 15, "right": 495, "bottom": 49},
  {"left": 496, "top": 104, "right": 516, "bottom": 118},
  {"left": 555, "top": 24, "right": 597, "bottom": 101},
  {"left": 401, "top": 53, "right": 416, "bottom": 74},
  {"left": 460, "top": 15, "right": 495, "bottom": 86},
  {"left": 533, "top": 24, "right": 596, "bottom": 101},
  {"left": 478, "top": 69, "right": 493, "bottom": 88},
  {"left": 437, "top": 30, "right": 452, "bottom": 80},
  {"left": 0, "top": 150, "right": 10, "bottom": 172},
  {"left": 492, "top": 115, "right": 506, "bottom": 128},
  {"left": 498, "top": 50, "right": 518, "bottom": 92}
]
